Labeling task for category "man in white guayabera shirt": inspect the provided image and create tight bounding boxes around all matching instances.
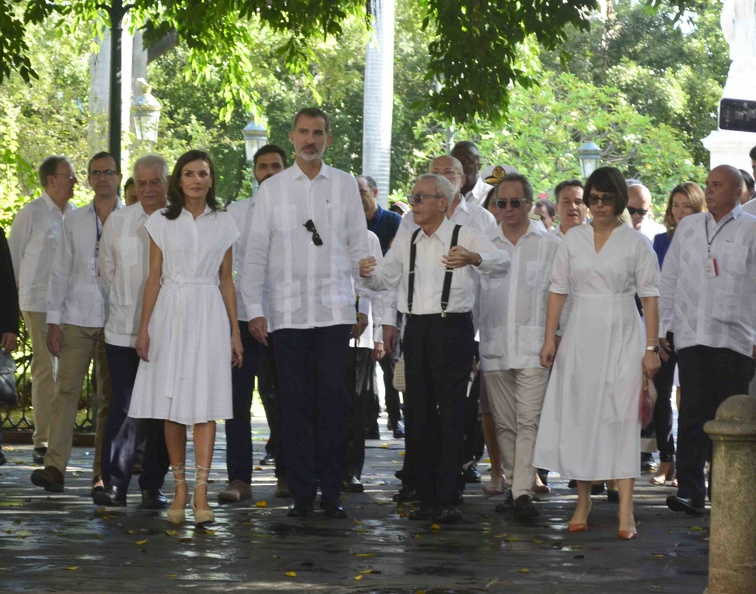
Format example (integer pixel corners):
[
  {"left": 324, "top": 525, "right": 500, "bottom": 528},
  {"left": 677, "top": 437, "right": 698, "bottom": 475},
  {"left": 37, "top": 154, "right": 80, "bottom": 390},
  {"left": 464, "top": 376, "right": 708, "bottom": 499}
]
[
  {"left": 477, "top": 173, "right": 560, "bottom": 523},
  {"left": 30, "top": 152, "right": 120, "bottom": 496},
  {"left": 661, "top": 164, "right": 756, "bottom": 517},
  {"left": 93, "top": 154, "right": 170, "bottom": 508},
  {"left": 242, "top": 107, "right": 368, "bottom": 519},
  {"left": 9, "top": 156, "right": 76, "bottom": 465}
]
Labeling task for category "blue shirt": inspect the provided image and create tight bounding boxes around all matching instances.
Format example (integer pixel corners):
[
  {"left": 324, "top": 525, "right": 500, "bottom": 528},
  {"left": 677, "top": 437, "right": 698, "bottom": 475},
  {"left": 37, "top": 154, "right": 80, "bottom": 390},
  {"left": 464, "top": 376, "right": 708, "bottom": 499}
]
[
  {"left": 652, "top": 231, "right": 673, "bottom": 268},
  {"left": 367, "top": 205, "right": 401, "bottom": 255}
]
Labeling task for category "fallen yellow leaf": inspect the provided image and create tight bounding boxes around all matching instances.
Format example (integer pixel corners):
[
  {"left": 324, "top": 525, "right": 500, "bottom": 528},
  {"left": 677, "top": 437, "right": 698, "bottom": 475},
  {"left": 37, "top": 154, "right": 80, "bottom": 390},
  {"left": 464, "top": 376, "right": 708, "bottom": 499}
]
[
  {"left": 255, "top": 500, "right": 268, "bottom": 508},
  {"left": 431, "top": 523, "right": 441, "bottom": 531},
  {"left": 65, "top": 566, "right": 79, "bottom": 571},
  {"left": 135, "top": 539, "right": 148, "bottom": 545},
  {"left": 518, "top": 568, "right": 530, "bottom": 573},
  {"left": 284, "top": 571, "right": 297, "bottom": 577},
  {"left": 354, "top": 553, "right": 374, "bottom": 557},
  {"left": 354, "top": 574, "right": 364, "bottom": 581}
]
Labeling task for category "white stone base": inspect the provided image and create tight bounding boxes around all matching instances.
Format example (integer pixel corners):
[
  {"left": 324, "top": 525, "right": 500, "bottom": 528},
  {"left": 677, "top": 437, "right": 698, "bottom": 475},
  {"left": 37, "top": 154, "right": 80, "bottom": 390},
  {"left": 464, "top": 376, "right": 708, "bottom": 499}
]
[{"left": 701, "top": 128, "right": 756, "bottom": 172}]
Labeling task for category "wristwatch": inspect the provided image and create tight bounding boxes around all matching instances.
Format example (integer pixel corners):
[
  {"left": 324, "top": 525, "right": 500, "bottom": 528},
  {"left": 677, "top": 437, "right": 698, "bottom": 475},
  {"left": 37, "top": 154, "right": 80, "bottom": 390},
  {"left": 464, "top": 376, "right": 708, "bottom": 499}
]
[{"left": 645, "top": 345, "right": 659, "bottom": 353}]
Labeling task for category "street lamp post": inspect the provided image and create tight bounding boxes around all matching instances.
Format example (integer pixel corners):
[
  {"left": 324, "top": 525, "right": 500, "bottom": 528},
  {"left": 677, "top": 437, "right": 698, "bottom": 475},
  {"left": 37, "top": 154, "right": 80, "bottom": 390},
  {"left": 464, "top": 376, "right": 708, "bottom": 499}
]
[
  {"left": 132, "top": 78, "right": 161, "bottom": 144},
  {"left": 243, "top": 120, "right": 268, "bottom": 162},
  {"left": 578, "top": 141, "right": 601, "bottom": 178}
]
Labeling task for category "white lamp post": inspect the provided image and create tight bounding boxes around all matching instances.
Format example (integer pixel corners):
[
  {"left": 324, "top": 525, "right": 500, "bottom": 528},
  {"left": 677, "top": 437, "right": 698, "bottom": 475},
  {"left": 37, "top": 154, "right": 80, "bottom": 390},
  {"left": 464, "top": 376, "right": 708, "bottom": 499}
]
[
  {"left": 132, "top": 78, "right": 161, "bottom": 143},
  {"left": 243, "top": 120, "right": 268, "bottom": 162},
  {"left": 578, "top": 141, "right": 601, "bottom": 178}
]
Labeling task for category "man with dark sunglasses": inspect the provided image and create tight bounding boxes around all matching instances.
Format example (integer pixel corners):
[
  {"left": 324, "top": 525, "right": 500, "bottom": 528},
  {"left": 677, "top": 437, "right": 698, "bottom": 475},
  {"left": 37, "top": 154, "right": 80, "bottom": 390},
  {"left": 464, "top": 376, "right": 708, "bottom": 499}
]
[
  {"left": 241, "top": 108, "right": 368, "bottom": 519},
  {"left": 627, "top": 182, "right": 665, "bottom": 241}
]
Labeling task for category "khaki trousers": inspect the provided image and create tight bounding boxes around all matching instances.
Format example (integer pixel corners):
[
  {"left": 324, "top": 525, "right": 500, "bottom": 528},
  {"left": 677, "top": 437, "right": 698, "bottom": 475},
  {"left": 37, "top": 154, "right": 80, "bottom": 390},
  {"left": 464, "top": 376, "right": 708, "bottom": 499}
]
[
  {"left": 22, "top": 311, "right": 56, "bottom": 449},
  {"left": 44, "top": 324, "right": 112, "bottom": 479},
  {"left": 483, "top": 368, "right": 549, "bottom": 499}
]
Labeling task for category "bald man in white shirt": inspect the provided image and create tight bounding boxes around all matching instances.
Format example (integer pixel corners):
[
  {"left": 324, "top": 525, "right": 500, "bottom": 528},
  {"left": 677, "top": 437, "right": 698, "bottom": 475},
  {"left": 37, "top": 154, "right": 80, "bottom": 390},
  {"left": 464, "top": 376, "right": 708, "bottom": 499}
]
[{"left": 661, "top": 164, "right": 756, "bottom": 516}]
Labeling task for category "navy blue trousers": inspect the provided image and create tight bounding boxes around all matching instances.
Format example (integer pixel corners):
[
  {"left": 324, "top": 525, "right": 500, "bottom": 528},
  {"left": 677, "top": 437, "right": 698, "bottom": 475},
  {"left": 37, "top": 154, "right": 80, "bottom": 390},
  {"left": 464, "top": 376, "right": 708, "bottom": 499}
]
[
  {"left": 272, "top": 324, "right": 351, "bottom": 504},
  {"left": 102, "top": 344, "right": 168, "bottom": 491},
  {"left": 676, "top": 345, "right": 754, "bottom": 505},
  {"left": 224, "top": 321, "right": 258, "bottom": 484}
]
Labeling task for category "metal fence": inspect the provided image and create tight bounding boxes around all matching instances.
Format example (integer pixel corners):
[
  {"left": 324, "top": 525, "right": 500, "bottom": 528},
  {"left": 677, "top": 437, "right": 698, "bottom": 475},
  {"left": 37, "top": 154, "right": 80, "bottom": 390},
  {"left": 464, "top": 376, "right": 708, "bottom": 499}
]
[{"left": 1, "top": 324, "right": 96, "bottom": 438}]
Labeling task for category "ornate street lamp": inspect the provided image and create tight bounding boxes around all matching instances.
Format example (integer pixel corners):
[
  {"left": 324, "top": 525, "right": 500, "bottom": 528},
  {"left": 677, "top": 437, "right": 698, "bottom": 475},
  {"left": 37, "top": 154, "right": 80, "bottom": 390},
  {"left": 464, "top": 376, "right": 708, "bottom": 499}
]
[
  {"left": 243, "top": 120, "right": 268, "bottom": 162},
  {"left": 578, "top": 141, "right": 601, "bottom": 178},
  {"left": 132, "top": 78, "right": 161, "bottom": 143}
]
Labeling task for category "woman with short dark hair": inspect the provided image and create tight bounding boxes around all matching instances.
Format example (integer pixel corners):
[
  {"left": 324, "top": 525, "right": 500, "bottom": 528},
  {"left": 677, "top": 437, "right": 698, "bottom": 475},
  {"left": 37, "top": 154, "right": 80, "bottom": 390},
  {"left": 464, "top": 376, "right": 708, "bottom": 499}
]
[
  {"left": 534, "top": 167, "right": 661, "bottom": 540},
  {"left": 129, "top": 150, "right": 243, "bottom": 526}
]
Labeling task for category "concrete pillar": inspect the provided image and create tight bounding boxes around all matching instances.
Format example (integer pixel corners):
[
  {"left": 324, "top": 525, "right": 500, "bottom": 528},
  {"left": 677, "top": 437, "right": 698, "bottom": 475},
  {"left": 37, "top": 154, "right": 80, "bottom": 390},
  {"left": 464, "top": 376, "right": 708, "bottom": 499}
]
[{"left": 703, "top": 394, "right": 756, "bottom": 594}]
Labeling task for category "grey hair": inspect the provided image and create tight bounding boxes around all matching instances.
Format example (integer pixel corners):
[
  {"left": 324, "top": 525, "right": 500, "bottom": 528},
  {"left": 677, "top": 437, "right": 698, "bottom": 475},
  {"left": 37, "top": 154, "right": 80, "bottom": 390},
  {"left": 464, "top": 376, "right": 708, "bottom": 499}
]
[
  {"left": 133, "top": 154, "right": 169, "bottom": 182},
  {"left": 417, "top": 173, "right": 455, "bottom": 202},
  {"left": 360, "top": 175, "right": 378, "bottom": 191},
  {"left": 38, "top": 155, "right": 73, "bottom": 188}
]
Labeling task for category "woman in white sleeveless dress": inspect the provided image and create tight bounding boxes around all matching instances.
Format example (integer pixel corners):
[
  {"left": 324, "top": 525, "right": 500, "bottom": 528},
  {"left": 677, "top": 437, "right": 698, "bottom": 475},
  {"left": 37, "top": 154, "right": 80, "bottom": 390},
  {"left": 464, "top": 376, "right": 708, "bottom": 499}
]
[
  {"left": 534, "top": 167, "right": 661, "bottom": 540},
  {"left": 129, "top": 150, "right": 242, "bottom": 525}
]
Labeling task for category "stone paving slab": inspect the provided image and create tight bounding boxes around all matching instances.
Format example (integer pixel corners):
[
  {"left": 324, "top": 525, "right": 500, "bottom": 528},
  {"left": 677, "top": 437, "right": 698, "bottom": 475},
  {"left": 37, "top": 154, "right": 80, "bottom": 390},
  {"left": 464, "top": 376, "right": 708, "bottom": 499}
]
[{"left": 0, "top": 417, "right": 709, "bottom": 593}]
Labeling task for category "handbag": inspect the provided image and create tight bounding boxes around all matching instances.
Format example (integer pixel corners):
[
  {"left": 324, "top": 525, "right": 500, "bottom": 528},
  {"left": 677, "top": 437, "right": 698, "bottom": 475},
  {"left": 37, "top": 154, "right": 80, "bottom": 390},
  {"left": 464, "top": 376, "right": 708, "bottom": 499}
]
[
  {"left": 0, "top": 350, "right": 18, "bottom": 407},
  {"left": 392, "top": 356, "right": 406, "bottom": 392},
  {"left": 639, "top": 375, "right": 657, "bottom": 428}
]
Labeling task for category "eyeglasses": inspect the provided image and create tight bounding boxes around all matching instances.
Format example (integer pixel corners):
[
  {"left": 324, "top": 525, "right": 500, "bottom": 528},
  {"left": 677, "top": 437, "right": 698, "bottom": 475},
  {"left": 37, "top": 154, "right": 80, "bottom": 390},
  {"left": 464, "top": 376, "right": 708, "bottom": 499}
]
[
  {"left": 586, "top": 193, "right": 616, "bottom": 206},
  {"left": 408, "top": 193, "right": 442, "bottom": 205},
  {"left": 627, "top": 207, "right": 648, "bottom": 216},
  {"left": 494, "top": 198, "right": 526, "bottom": 209},
  {"left": 304, "top": 219, "right": 323, "bottom": 246},
  {"left": 90, "top": 169, "right": 118, "bottom": 177},
  {"left": 53, "top": 173, "right": 76, "bottom": 181}
]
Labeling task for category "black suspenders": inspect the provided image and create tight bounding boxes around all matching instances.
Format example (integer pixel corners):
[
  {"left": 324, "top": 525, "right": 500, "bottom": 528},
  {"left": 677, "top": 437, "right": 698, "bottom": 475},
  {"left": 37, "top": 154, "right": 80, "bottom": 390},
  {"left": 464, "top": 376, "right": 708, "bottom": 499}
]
[{"left": 407, "top": 224, "right": 462, "bottom": 317}]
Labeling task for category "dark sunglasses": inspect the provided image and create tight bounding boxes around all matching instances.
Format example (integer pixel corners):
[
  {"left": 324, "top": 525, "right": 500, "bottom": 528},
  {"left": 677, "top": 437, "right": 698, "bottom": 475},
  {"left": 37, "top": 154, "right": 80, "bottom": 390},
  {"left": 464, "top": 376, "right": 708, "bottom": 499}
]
[
  {"left": 304, "top": 219, "right": 323, "bottom": 246},
  {"left": 494, "top": 198, "right": 525, "bottom": 209},
  {"left": 587, "top": 194, "right": 616, "bottom": 206},
  {"left": 627, "top": 207, "right": 648, "bottom": 216}
]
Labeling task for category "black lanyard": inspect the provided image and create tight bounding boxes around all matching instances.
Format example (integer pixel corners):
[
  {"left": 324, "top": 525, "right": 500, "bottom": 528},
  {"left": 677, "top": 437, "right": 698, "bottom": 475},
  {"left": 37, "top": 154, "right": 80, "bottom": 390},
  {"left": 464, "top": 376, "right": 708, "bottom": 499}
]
[
  {"left": 704, "top": 215, "right": 734, "bottom": 255},
  {"left": 407, "top": 224, "right": 461, "bottom": 317}
]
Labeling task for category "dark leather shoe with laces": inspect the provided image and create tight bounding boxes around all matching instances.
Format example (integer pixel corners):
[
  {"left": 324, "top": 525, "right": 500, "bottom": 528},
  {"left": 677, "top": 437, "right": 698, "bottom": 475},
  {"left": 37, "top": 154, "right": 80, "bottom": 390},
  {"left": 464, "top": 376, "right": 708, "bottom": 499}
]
[
  {"left": 463, "top": 464, "right": 481, "bottom": 484},
  {"left": 342, "top": 476, "right": 364, "bottom": 493},
  {"left": 513, "top": 494, "right": 539, "bottom": 523},
  {"left": 31, "top": 466, "right": 64, "bottom": 492},
  {"left": 141, "top": 488, "right": 168, "bottom": 509},
  {"left": 93, "top": 485, "right": 127, "bottom": 506},
  {"left": 435, "top": 505, "right": 462, "bottom": 524},
  {"left": 666, "top": 495, "right": 705, "bottom": 516},
  {"left": 287, "top": 498, "right": 313, "bottom": 518},
  {"left": 258, "top": 454, "right": 275, "bottom": 466}
]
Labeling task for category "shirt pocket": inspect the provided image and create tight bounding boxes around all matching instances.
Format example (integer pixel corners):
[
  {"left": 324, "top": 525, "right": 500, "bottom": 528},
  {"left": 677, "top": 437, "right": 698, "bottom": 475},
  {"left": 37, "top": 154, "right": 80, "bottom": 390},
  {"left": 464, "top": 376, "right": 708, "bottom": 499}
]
[
  {"left": 517, "top": 324, "right": 544, "bottom": 359},
  {"left": 525, "top": 261, "right": 545, "bottom": 288},
  {"left": 271, "top": 280, "right": 302, "bottom": 312},
  {"left": 720, "top": 242, "right": 747, "bottom": 275}
]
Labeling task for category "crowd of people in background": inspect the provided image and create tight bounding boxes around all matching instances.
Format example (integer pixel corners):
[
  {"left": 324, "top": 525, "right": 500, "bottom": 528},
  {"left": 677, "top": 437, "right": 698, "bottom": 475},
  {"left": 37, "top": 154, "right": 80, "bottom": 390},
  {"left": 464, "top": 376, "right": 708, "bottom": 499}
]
[{"left": 1, "top": 107, "right": 754, "bottom": 540}]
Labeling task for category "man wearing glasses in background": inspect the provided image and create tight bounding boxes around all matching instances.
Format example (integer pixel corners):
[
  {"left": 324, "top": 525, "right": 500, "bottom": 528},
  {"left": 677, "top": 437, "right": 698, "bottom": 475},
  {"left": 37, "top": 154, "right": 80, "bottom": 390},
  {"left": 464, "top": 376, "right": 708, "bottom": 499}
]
[
  {"left": 9, "top": 156, "right": 77, "bottom": 466},
  {"left": 241, "top": 108, "right": 368, "bottom": 519},
  {"left": 30, "top": 152, "right": 120, "bottom": 497}
]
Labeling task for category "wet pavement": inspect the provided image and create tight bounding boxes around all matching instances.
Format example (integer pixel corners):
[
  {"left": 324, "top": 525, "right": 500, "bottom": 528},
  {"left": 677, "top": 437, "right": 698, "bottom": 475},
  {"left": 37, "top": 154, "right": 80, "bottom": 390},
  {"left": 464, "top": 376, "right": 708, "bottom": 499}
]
[{"left": 0, "top": 416, "right": 709, "bottom": 593}]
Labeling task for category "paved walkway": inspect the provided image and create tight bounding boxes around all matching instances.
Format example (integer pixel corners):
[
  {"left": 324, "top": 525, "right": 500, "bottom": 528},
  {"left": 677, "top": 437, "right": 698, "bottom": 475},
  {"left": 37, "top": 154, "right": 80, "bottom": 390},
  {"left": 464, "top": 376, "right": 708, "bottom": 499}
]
[{"left": 0, "top": 416, "right": 709, "bottom": 593}]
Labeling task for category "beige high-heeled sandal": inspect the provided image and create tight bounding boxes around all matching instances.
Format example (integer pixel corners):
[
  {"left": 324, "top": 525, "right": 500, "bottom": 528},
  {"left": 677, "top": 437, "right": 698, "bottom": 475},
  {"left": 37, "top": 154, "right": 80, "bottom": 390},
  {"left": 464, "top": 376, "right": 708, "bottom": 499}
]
[
  {"left": 166, "top": 464, "right": 189, "bottom": 525},
  {"left": 193, "top": 465, "right": 214, "bottom": 525}
]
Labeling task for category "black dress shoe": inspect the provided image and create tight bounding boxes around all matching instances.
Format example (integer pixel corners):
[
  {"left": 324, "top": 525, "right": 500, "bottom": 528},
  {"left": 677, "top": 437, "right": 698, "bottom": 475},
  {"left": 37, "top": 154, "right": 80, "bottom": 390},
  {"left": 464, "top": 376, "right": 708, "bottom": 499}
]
[
  {"left": 392, "top": 485, "right": 419, "bottom": 503},
  {"left": 513, "top": 494, "right": 540, "bottom": 523},
  {"left": 258, "top": 454, "right": 275, "bottom": 466},
  {"left": 606, "top": 488, "right": 619, "bottom": 503},
  {"left": 494, "top": 490, "right": 514, "bottom": 513},
  {"left": 32, "top": 446, "right": 47, "bottom": 465},
  {"left": 408, "top": 504, "right": 436, "bottom": 520},
  {"left": 31, "top": 466, "right": 64, "bottom": 492},
  {"left": 140, "top": 488, "right": 168, "bottom": 509},
  {"left": 321, "top": 500, "right": 348, "bottom": 519},
  {"left": 392, "top": 420, "right": 405, "bottom": 439},
  {"left": 666, "top": 495, "right": 705, "bottom": 516},
  {"left": 364, "top": 427, "right": 380, "bottom": 440},
  {"left": 568, "top": 479, "right": 577, "bottom": 489},
  {"left": 463, "top": 464, "right": 481, "bottom": 484},
  {"left": 287, "top": 498, "right": 313, "bottom": 518},
  {"left": 591, "top": 482, "right": 606, "bottom": 495},
  {"left": 342, "top": 476, "right": 364, "bottom": 493},
  {"left": 93, "top": 485, "right": 127, "bottom": 506},
  {"left": 435, "top": 505, "right": 462, "bottom": 524}
]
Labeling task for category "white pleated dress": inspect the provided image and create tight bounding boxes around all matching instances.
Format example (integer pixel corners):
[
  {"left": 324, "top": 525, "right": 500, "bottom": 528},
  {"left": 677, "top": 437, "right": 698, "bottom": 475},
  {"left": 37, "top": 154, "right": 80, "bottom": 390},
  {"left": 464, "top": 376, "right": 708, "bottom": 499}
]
[
  {"left": 533, "top": 224, "right": 660, "bottom": 480},
  {"left": 128, "top": 207, "right": 239, "bottom": 425}
]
